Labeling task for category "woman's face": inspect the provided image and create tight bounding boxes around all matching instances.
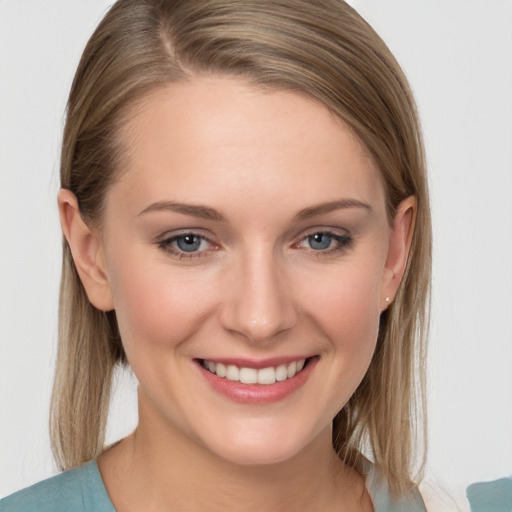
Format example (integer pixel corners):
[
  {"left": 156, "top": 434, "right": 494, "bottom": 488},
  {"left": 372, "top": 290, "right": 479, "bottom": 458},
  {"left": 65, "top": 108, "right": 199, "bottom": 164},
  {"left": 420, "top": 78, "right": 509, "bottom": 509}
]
[{"left": 92, "top": 77, "right": 408, "bottom": 465}]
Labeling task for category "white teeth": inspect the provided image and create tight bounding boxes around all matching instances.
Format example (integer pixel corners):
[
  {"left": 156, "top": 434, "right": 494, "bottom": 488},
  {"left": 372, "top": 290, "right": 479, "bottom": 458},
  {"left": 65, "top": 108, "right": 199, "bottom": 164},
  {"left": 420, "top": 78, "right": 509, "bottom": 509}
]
[
  {"left": 257, "top": 367, "right": 277, "bottom": 385},
  {"left": 275, "top": 364, "right": 288, "bottom": 382},
  {"left": 239, "top": 367, "right": 258, "bottom": 384},
  {"left": 216, "top": 362, "right": 226, "bottom": 378},
  {"left": 226, "top": 365, "right": 239, "bottom": 381},
  {"left": 202, "top": 358, "right": 307, "bottom": 385},
  {"left": 287, "top": 361, "right": 297, "bottom": 378}
]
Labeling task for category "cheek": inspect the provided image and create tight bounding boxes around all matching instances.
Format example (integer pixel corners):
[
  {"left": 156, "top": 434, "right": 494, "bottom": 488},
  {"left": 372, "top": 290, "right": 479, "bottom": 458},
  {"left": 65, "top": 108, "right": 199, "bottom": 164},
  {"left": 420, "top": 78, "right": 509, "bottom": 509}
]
[
  {"left": 107, "top": 252, "right": 217, "bottom": 356},
  {"left": 300, "top": 260, "right": 383, "bottom": 375}
]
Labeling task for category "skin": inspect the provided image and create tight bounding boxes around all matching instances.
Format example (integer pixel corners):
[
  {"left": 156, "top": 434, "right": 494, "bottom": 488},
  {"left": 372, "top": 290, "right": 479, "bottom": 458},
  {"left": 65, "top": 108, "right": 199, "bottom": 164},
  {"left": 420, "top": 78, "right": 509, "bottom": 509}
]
[{"left": 59, "top": 77, "right": 414, "bottom": 511}]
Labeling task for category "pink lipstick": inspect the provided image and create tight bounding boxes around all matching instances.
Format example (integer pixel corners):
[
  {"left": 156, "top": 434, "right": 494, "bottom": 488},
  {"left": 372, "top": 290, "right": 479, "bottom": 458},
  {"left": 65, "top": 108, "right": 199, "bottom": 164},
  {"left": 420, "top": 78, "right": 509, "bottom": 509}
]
[{"left": 196, "top": 356, "right": 317, "bottom": 404}]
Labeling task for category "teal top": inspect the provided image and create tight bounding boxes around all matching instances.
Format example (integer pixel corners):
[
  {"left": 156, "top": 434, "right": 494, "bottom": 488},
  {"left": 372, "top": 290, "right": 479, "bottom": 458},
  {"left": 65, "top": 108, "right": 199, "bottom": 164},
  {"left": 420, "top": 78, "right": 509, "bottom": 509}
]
[
  {"left": 0, "top": 460, "right": 426, "bottom": 512},
  {"left": 0, "top": 462, "right": 114, "bottom": 512},
  {"left": 466, "top": 476, "right": 512, "bottom": 512}
]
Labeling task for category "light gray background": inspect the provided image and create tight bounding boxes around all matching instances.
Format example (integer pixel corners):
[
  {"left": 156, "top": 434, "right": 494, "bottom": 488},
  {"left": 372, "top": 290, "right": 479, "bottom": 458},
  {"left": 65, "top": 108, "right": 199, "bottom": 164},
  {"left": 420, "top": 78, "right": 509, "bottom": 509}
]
[{"left": 1, "top": 1, "right": 511, "bottom": 510}]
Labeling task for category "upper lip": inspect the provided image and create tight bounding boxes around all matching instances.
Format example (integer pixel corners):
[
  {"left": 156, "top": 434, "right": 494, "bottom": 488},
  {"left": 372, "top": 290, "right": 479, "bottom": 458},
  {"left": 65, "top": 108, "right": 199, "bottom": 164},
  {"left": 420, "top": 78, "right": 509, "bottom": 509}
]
[{"left": 198, "top": 355, "right": 313, "bottom": 369}]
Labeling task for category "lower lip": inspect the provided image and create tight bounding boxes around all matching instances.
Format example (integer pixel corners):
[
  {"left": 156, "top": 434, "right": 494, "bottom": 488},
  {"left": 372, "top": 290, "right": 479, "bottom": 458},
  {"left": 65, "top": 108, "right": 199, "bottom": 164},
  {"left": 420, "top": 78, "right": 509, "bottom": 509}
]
[{"left": 196, "top": 357, "right": 318, "bottom": 404}]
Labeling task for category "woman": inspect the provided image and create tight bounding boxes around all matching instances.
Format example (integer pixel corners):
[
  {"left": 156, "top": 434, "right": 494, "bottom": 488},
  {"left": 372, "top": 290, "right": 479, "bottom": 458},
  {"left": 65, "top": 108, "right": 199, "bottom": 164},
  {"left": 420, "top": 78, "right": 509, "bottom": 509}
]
[{"left": 0, "top": 0, "right": 431, "bottom": 510}]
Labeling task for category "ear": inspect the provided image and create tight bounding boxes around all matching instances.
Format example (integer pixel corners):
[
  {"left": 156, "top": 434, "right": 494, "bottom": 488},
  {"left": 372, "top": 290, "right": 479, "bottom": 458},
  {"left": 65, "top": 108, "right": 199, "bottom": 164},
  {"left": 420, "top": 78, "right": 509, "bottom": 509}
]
[
  {"left": 58, "top": 189, "right": 114, "bottom": 311},
  {"left": 380, "top": 196, "right": 416, "bottom": 311}
]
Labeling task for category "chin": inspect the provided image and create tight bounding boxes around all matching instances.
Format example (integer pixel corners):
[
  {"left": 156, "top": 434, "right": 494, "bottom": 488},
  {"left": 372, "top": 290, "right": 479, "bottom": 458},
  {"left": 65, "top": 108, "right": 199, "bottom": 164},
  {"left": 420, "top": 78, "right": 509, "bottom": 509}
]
[
  {"left": 196, "top": 417, "right": 325, "bottom": 467},
  {"left": 215, "top": 444, "right": 297, "bottom": 467}
]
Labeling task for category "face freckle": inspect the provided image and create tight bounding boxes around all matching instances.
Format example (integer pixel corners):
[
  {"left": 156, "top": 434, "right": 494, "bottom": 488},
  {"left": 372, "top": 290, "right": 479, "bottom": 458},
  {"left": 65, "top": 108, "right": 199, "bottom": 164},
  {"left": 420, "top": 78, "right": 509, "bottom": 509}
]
[{"left": 100, "top": 76, "right": 395, "bottom": 466}]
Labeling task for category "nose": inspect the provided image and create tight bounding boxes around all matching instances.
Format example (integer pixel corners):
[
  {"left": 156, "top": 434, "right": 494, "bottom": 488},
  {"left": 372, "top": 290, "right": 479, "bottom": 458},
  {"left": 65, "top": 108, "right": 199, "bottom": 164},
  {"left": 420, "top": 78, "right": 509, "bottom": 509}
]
[{"left": 219, "top": 249, "right": 297, "bottom": 343}]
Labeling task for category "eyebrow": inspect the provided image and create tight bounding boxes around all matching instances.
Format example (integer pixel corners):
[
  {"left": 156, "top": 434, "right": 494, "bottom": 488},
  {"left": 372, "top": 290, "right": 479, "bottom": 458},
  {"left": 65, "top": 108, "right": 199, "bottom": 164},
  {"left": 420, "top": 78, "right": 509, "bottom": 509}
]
[
  {"left": 293, "top": 199, "right": 372, "bottom": 221},
  {"left": 138, "top": 201, "right": 225, "bottom": 221},
  {"left": 138, "top": 198, "right": 371, "bottom": 222}
]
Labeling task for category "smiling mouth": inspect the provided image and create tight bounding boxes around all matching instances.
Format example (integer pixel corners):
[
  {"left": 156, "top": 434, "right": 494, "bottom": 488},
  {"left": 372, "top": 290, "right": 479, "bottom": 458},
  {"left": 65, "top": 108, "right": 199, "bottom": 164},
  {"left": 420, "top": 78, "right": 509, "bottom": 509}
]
[{"left": 200, "top": 358, "right": 307, "bottom": 385}]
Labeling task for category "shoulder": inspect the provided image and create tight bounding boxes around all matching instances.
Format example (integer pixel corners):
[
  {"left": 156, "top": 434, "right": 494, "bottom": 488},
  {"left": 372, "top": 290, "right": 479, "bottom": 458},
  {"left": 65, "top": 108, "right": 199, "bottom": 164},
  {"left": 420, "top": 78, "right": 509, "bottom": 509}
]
[
  {"left": 365, "top": 463, "right": 427, "bottom": 512},
  {"left": 0, "top": 461, "right": 115, "bottom": 512}
]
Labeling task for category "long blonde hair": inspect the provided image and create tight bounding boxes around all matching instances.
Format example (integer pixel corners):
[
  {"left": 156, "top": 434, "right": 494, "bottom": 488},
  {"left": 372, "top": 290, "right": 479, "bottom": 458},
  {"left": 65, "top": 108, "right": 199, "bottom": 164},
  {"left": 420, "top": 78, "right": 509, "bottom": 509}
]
[{"left": 51, "top": 0, "right": 431, "bottom": 496}]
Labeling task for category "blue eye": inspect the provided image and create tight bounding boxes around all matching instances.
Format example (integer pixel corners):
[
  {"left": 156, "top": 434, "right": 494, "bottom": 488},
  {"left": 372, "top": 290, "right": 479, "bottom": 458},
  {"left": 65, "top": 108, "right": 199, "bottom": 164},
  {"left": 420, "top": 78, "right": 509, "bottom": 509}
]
[
  {"left": 297, "top": 231, "right": 353, "bottom": 254},
  {"left": 175, "top": 234, "right": 202, "bottom": 252},
  {"left": 308, "top": 233, "right": 333, "bottom": 250},
  {"left": 158, "top": 233, "right": 212, "bottom": 258}
]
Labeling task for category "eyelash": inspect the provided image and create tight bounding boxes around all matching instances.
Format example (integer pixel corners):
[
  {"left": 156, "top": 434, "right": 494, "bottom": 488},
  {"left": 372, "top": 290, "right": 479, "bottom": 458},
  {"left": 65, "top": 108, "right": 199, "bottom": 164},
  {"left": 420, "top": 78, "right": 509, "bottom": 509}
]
[
  {"left": 157, "top": 233, "right": 216, "bottom": 259},
  {"left": 295, "top": 232, "right": 353, "bottom": 255},
  {"left": 157, "top": 230, "right": 353, "bottom": 259}
]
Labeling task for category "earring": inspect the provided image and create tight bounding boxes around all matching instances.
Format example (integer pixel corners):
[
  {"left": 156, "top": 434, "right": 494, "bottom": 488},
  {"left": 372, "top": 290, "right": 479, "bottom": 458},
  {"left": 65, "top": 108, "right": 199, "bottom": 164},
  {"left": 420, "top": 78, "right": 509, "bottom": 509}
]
[{"left": 385, "top": 296, "right": 391, "bottom": 303}]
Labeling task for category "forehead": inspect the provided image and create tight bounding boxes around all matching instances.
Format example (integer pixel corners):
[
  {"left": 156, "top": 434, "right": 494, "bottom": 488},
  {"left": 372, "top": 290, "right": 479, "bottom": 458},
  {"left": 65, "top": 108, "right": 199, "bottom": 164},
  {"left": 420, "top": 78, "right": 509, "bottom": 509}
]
[{"left": 112, "top": 76, "right": 385, "bottom": 216}]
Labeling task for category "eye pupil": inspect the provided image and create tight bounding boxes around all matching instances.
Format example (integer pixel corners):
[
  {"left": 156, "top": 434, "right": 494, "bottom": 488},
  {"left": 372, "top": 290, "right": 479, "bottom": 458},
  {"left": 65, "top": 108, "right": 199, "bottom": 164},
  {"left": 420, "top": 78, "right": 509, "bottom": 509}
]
[
  {"left": 176, "top": 234, "right": 201, "bottom": 252},
  {"left": 308, "top": 233, "right": 331, "bottom": 250}
]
